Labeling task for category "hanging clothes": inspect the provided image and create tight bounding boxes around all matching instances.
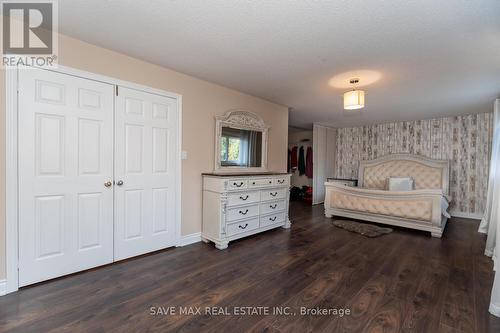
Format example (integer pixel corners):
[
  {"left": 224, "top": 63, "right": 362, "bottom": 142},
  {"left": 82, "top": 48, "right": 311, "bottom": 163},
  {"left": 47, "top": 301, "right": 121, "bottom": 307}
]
[
  {"left": 305, "top": 146, "right": 313, "bottom": 178},
  {"left": 290, "top": 146, "right": 298, "bottom": 169},
  {"left": 287, "top": 149, "right": 291, "bottom": 172},
  {"left": 298, "top": 146, "right": 306, "bottom": 175}
]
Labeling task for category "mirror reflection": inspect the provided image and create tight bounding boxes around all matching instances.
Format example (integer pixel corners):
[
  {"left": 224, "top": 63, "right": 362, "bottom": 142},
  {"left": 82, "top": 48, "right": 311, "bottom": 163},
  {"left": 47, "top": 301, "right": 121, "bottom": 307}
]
[{"left": 220, "top": 127, "right": 262, "bottom": 167}]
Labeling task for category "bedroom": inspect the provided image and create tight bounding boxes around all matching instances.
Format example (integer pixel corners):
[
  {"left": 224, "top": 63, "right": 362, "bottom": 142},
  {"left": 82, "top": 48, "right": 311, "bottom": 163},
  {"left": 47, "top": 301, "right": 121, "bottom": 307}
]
[{"left": 0, "top": 1, "right": 499, "bottom": 332}]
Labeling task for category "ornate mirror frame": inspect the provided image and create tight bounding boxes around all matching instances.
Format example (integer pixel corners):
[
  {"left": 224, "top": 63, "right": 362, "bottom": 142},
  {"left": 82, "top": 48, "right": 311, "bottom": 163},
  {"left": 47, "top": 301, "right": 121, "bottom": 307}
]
[{"left": 214, "top": 110, "right": 269, "bottom": 173}]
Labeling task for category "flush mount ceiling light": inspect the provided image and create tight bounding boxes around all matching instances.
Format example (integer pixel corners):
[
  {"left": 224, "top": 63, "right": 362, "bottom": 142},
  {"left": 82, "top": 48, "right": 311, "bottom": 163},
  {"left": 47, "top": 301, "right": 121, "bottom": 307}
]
[{"left": 343, "top": 78, "right": 365, "bottom": 110}]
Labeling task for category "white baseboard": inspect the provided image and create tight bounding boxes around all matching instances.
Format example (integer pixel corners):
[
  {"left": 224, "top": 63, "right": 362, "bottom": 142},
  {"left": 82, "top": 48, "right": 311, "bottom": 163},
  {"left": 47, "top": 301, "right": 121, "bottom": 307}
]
[
  {"left": 450, "top": 211, "right": 483, "bottom": 220},
  {"left": 179, "top": 232, "right": 202, "bottom": 246},
  {"left": 0, "top": 279, "right": 6, "bottom": 296}
]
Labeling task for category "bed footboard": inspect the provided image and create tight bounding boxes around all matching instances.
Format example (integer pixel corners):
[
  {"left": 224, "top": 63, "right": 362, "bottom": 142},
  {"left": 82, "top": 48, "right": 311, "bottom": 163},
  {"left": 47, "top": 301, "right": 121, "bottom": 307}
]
[{"left": 324, "top": 182, "right": 447, "bottom": 237}]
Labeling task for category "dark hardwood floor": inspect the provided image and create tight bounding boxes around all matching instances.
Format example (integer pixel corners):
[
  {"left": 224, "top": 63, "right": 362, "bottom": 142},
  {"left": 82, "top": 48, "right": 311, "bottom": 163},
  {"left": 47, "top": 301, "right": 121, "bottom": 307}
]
[{"left": 1, "top": 201, "right": 500, "bottom": 332}]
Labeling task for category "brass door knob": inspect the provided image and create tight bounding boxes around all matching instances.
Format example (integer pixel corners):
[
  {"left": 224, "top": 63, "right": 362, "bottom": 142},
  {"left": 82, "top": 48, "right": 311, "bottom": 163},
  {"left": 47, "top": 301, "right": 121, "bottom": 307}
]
[{"left": 104, "top": 181, "right": 112, "bottom": 188}]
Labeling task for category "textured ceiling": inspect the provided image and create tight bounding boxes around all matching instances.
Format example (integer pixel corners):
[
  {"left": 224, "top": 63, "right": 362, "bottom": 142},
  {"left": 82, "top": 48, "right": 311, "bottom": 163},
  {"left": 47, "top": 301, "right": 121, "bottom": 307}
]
[{"left": 58, "top": 0, "right": 500, "bottom": 128}]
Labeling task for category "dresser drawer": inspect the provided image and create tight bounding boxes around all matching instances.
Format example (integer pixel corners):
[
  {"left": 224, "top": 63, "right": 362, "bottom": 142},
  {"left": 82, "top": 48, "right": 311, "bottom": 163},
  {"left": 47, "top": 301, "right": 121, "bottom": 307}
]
[
  {"left": 274, "top": 177, "right": 289, "bottom": 186},
  {"left": 260, "top": 188, "right": 287, "bottom": 201},
  {"left": 226, "top": 204, "right": 259, "bottom": 222},
  {"left": 260, "top": 200, "right": 286, "bottom": 215},
  {"left": 260, "top": 212, "right": 286, "bottom": 228},
  {"left": 227, "top": 191, "right": 260, "bottom": 207},
  {"left": 227, "top": 218, "right": 259, "bottom": 236},
  {"left": 248, "top": 178, "right": 274, "bottom": 188},
  {"left": 227, "top": 179, "right": 247, "bottom": 190}
]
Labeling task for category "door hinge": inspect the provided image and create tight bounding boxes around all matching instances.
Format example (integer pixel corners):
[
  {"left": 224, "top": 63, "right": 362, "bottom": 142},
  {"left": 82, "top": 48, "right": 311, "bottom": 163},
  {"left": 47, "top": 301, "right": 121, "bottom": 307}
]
[{"left": 115, "top": 85, "right": 118, "bottom": 96}]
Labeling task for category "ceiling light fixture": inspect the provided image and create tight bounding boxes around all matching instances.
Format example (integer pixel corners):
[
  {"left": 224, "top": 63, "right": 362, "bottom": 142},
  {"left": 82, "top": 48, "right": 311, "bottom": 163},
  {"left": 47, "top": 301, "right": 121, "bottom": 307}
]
[{"left": 343, "top": 78, "right": 365, "bottom": 110}]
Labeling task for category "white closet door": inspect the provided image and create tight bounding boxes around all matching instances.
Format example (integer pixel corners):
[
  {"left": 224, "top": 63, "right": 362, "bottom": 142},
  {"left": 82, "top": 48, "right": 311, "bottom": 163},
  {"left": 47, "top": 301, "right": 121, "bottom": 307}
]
[
  {"left": 312, "top": 124, "right": 337, "bottom": 205},
  {"left": 114, "top": 87, "right": 179, "bottom": 260},
  {"left": 18, "top": 68, "right": 115, "bottom": 286}
]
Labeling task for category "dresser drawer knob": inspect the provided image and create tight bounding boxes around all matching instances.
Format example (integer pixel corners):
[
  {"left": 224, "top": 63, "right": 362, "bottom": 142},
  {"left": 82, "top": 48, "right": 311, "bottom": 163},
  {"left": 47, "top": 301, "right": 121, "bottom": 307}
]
[
  {"left": 270, "top": 204, "right": 278, "bottom": 209},
  {"left": 238, "top": 223, "right": 249, "bottom": 229},
  {"left": 239, "top": 195, "right": 249, "bottom": 200},
  {"left": 268, "top": 180, "right": 272, "bottom": 184},
  {"left": 269, "top": 217, "right": 277, "bottom": 222},
  {"left": 233, "top": 182, "right": 244, "bottom": 187},
  {"left": 239, "top": 209, "right": 249, "bottom": 215},
  {"left": 270, "top": 192, "right": 278, "bottom": 197}
]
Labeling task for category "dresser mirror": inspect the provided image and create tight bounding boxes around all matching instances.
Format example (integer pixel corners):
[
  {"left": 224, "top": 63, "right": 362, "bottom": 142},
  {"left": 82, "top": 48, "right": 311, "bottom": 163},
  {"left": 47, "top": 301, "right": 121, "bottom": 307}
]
[{"left": 214, "top": 110, "right": 269, "bottom": 172}]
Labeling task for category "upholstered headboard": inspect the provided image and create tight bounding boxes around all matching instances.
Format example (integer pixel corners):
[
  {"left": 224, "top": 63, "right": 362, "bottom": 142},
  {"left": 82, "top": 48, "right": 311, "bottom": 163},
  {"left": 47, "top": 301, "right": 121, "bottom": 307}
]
[{"left": 358, "top": 154, "right": 450, "bottom": 195}]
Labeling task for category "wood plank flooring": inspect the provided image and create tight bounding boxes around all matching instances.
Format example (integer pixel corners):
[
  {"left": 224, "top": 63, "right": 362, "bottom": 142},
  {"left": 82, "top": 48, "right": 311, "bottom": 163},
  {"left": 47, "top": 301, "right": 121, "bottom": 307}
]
[{"left": 1, "top": 201, "right": 500, "bottom": 332}]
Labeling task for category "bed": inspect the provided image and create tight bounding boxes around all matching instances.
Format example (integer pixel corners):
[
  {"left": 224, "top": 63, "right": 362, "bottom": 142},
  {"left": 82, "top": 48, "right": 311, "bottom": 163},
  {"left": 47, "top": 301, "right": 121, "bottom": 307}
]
[{"left": 324, "top": 154, "right": 450, "bottom": 237}]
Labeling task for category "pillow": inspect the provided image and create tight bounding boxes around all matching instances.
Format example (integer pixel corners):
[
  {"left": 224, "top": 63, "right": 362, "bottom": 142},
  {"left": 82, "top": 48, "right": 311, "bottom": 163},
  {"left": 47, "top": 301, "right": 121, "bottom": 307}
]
[{"left": 387, "top": 177, "right": 414, "bottom": 191}]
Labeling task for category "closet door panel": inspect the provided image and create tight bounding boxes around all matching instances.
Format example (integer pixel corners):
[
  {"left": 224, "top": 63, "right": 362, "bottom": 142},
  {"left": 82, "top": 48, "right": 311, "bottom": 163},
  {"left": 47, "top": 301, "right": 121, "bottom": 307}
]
[
  {"left": 18, "top": 68, "right": 114, "bottom": 287},
  {"left": 114, "top": 87, "right": 178, "bottom": 260}
]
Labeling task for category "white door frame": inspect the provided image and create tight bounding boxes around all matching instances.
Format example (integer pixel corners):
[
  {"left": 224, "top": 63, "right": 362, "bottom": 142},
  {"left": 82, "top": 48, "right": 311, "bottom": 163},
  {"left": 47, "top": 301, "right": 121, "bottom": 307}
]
[{"left": 5, "top": 64, "right": 183, "bottom": 294}]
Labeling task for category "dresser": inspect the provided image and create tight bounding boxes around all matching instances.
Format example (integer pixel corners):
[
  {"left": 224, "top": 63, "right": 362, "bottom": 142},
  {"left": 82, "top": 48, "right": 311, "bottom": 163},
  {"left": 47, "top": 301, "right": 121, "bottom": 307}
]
[{"left": 202, "top": 172, "right": 292, "bottom": 249}]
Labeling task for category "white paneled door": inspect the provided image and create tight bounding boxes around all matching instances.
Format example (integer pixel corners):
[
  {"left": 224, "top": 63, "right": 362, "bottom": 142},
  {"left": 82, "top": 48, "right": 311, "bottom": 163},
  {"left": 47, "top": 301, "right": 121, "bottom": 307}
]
[
  {"left": 17, "top": 67, "right": 180, "bottom": 286},
  {"left": 114, "top": 87, "right": 179, "bottom": 260},
  {"left": 18, "top": 68, "right": 115, "bottom": 286}
]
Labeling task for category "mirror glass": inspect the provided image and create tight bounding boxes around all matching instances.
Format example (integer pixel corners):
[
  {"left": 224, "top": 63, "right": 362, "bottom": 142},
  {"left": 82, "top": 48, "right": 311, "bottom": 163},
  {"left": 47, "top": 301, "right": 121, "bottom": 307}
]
[{"left": 220, "top": 127, "right": 262, "bottom": 167}]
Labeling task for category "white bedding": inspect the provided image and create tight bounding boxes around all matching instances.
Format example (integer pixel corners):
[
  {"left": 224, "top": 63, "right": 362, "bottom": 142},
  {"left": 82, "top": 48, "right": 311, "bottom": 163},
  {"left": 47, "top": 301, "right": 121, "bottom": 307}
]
[{"left": 441, "top": 197, "right": 451, "bottom": 218}]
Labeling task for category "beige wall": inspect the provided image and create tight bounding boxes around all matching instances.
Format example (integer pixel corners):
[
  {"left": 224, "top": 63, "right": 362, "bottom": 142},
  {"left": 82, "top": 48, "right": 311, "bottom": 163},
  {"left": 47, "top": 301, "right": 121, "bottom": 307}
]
[{"left": 0, "top": 34, "right": 289, "bottom": 279}]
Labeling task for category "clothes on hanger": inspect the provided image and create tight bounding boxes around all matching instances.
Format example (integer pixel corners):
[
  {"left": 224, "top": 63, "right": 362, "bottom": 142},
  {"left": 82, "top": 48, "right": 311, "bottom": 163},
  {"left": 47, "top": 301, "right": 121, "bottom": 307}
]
[
  {"left": 298, "top": 146, "right": 306, "bottom": 175},
  {"left": 290, "top": 146, "right": 298, "bottom": 169},
  {"left": 287, "top": 149, "right": 291, "bottom": 172},
  {"left": 305, "top": 146, "right": 313, "bottom": 178}
]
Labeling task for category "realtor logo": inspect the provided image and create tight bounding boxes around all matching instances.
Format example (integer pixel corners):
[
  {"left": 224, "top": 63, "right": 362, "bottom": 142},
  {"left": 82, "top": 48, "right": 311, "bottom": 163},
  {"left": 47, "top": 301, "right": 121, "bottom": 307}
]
[{"left": 1, "top": 0, "right": 58, "bottom": 67}]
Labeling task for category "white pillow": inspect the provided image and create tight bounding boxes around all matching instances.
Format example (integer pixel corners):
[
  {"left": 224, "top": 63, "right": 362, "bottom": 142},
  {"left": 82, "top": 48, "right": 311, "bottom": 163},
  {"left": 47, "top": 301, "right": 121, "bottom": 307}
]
[{"left": 388, "top": 177, "right": 414, "bottom": 191}]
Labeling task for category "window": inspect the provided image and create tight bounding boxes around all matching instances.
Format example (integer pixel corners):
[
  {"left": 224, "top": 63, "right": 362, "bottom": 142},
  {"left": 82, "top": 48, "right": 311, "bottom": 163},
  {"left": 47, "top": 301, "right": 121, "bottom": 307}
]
[
  {"left": 220, "top": 127, "right": 262, "bottom": 167},
  {"left": 220, "top": 135, "right": 243, "bottom": 166}
]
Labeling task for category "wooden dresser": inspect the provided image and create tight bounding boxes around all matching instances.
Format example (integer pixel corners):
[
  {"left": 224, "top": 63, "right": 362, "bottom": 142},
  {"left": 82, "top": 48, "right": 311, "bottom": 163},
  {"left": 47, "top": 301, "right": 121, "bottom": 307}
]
[{"left": 202, "top": 172, "right": 291, "bottom": 249}]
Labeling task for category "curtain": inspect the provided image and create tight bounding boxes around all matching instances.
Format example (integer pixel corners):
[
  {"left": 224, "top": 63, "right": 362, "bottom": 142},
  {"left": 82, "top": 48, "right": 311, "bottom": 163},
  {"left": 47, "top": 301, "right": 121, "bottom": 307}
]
[
  {"left": 247, "top": 131, "right": 259, "bottom": 167},
  {"left": 479, "top": 99, "right": 500, "bottom": 316}
]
